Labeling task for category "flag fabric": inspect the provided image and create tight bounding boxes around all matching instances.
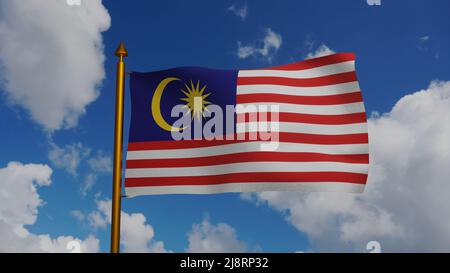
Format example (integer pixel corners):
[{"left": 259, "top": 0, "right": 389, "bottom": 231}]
[{"left": 125, "top": 53, "right": 369, "bottom": 197}]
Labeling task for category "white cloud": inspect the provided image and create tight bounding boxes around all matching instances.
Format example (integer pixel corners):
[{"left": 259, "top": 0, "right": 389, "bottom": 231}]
[
  {"left": 81, "top": 173, "right": 97, "bottom": 197},
  {"left": 419, "top": 36, "right": 430, "bottom": 42},
  {"left": 34, "top": 234, "right": 99, "bottom": 253},
  {"left": 417, "top": 36, "right": 431, "bottom": 51},
  {"left": 0, "top": 0, "right": 111, "bottom": 130},
  {"left": 87, "top": 198, "right": 168, "bottom": 253},
  {"left": 48, "top": 142, "right": 91, "bottom": 176},
  {"left": 70, "top": 210, "right": 85, "bottom": 221},
  {"left": 244, "top": 80, "right": 450, "bottom": 252},
  {"left": 81, "top": 151, "right": 112, "bottom": 196},
  {"left": 88, "top": 210, "right": 108, "bottom": 230},
  {"left": 0, "top": 161, "right": 99, "bottom": 252},
  {"left": 87, "top": 152, "right": 112, "bottom": 173},
  {"left": 48, "top": 141, "right": 111, "bottom": 196},
  {"left": 228, "top": 3, "right": 248, "bottom": 21},
  {"left": 121, "top": 210, "right": 167, "bottom": 253},
  {"left": 187, "top": 218, "right": 247, "bottom": 253},
  {"left": 84, "top": 202, "right": 250, "bottom": 253},
  {"left": 237, "top": 28, "right": 282, "bottom": 61},
  {"left": 305, "top": 44, "right": 335, "bottom": 59}
]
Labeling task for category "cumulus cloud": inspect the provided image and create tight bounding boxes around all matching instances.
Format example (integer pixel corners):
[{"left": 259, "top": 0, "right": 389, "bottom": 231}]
[
  {"left": 0, "top": 161, "right": 99, "bottom": 252},
  {"left": 244, "top": 80, "right": 450, "bottom": 252},
  {"left": 237, "top": 28, "right": 282, "bottom": 61},
  {"left": 228, "top": 3, "right": 248, "bottom": 21},
  {"left": 87, "top": 210, "right": 108, "bottom": 230},
  {"left": 305, "top": 43, "right": 335, "bottom": 59},
  {"left": 0, "top": 0, "right": 111, "bottom": 130},
  {"left": 187, "top": 218, "right": 247, "bottom": 253},
  {"left": 83, "top": 198, "right": 168, "bottom": 253}
]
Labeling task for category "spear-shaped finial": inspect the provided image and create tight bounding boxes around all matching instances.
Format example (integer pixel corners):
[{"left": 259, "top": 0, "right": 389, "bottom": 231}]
[{"left": 115, "top": 42, "right": 128, "bottom": 58}]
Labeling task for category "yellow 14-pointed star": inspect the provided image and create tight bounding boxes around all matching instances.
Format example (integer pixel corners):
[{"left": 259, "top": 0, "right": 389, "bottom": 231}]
[{"left": 180, "top": 80, "right": 212, "bottom": 120}]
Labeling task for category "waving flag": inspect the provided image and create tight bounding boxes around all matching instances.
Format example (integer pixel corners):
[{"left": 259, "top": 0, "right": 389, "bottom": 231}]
[{"left": 124, "top": 53, "right": 369, "bottom": 196}]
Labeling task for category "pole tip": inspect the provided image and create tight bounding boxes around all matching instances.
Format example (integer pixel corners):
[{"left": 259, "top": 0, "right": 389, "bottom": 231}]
[{"left": 115, "top": 42, "right": 128, "bottom": 57}]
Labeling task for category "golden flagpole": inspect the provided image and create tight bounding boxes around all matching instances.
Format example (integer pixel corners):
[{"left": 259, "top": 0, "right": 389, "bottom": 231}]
[{"left": 110, "top": 42, "right": 128, "bottom": 253}]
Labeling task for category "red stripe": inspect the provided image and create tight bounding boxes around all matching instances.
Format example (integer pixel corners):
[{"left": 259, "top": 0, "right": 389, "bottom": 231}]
[
  {"left": 128, "top": 136, "right": 245, "bottom": 150},
  {"left": 237, "top": 71, "right": 357, "bottom": 87},
  {"left": 250, "top": 53, "right": 356, "bottom": 71},
  {"left": 236, "top": 92, "right": 362, "bottom": 105},
  {"left": 127, "top": 132, "right": 368, "bottom": 151},
  {"left": 126, "top": 152, "right": 369, "bottom": 168},
  {"left": 273, "top": 132, "right": 368, "bottom": 144},
  {"left": 125, "top": 172, "right": 368, "bottom": 187},
  {"left": 236, "top": 112, "right": 367, "bottom": 125}
]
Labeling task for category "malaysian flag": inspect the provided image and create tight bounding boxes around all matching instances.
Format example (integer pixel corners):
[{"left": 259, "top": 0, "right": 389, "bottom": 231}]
[{"left": 124, "top": 53, "right": 369, "bottom": 196}]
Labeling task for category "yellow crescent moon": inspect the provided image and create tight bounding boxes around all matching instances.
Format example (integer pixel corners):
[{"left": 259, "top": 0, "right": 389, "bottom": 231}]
[{"left": 151, "top": 77, "right": 183, "bottom": 132}]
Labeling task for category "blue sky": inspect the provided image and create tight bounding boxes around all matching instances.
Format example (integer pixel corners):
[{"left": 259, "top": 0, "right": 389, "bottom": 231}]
[{"left": 1, "top": 0, "right": 450, "bottom": 252}]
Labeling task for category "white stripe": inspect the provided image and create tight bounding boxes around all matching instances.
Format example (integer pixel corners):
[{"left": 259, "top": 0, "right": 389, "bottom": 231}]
[
  {"left": 236, "top": 102, "right": 365, "bottom": 115},
  {"left": 126, "top": 142, "right": 369, "bottom": 160},
  {"left": 238, "top": 61, "right": 355, "bottom": 79},
  {"left": 125, "top": 162, "right": 369, "bottom": 178},
  {"left": 236, "top": 81, "right": 361, "bottom": 96},
  {"left": 125, "top": 182, "right": 365, "bottom": 196},
  {"left": 237, "top": 122, "right": 368, "bottom": 135}
]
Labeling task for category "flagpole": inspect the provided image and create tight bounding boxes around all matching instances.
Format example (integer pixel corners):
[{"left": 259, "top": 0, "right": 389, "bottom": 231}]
[{"left": 110, "top": 42, "right": 128, "bottom": 253}]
